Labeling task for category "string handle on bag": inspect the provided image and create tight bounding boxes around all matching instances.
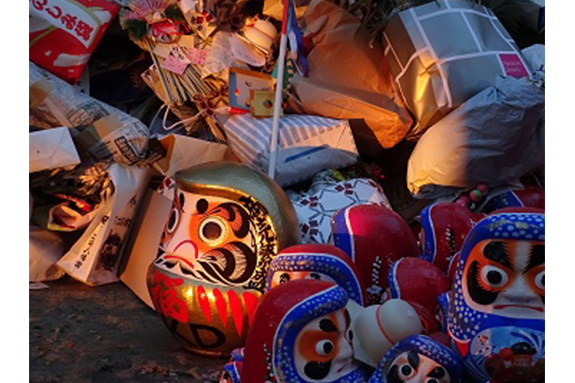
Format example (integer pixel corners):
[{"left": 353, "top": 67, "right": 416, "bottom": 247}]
[{"left": 149, "top": 103, "right": 203, "bottom": 132}]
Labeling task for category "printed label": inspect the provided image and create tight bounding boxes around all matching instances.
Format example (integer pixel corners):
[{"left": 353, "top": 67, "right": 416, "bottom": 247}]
[
  {"left": 499, "top": 54, "right": 529, "bottom": 78},
  {"left": 162, "top": 54, "right": 188, "bottom": 75},
  {"left": 30, "top": 0, "right": 102, "bottom": 48}
]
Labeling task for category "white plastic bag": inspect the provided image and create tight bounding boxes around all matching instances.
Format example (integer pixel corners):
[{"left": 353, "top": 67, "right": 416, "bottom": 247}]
[{"left": 407, "top": 75, "right": 544, "bottom": 199}]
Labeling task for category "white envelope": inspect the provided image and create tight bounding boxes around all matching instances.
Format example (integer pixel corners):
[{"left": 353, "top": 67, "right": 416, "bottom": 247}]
[
  {"left": 29, "top": 127, "right": 81, "bottom": 173},
  {"left": 153, "top": 134, "right": 233, "bottom": 176}
]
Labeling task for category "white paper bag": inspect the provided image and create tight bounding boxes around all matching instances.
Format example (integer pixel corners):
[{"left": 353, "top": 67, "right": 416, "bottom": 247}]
[
  {"left": 57, "top": 164, "right": 149, "bottom": 285},
  {"left": 29, "top": 127, "right": 80, "bottom": 173},
  {"left": 120, "top": 185, "right": 173, "bottom": 308}
]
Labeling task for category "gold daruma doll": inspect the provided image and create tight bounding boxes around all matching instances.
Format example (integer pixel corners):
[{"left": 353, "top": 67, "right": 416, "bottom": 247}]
[{"left": 147, "top": 162, "right": 299, "bottom": 356}]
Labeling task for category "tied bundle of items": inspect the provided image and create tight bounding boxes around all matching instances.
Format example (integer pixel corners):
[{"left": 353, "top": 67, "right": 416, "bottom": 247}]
[{"left": 118, "top": 0, "right": 269, "bottom": 142}]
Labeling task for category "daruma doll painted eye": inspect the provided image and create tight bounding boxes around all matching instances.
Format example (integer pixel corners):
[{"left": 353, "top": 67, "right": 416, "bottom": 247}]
[
  {"left": 447, "top": 209, "right": 545, "bottom": 382},
  {"left": 147, "top": 162, "right": 299, "bottom": 357}
]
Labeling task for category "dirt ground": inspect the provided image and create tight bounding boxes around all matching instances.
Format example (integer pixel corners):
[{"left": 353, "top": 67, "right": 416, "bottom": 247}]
[{"left": 30, "top": 278, "right": 227, "bottom": 383}]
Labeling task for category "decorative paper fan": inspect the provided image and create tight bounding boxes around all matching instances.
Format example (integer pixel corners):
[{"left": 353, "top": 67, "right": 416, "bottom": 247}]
[
  {"left": 119, "top": 0, "right": 185, "bottom": 49},
  {"left": 128, "top": 0, "right": 173, "bottom": 20}
]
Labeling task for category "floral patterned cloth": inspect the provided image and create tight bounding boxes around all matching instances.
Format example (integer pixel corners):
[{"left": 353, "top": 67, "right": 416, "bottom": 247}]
[{"left": 290, "top": 174, "right": 391, "bottom": 244}]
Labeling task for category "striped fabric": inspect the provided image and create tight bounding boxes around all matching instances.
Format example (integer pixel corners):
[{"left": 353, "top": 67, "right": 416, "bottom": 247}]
[{"left": 221, "top": 114, "right": 358, "bottom": 186}]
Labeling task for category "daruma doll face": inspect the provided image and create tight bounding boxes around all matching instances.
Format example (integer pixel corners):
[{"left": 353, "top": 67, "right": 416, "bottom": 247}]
[
  {"left": 462, "top": 239, "right": 545, "bottom": 320},
  {"left": 293, "top": 308, "right": 360, "bottom": 382},
  {"left": 387, "top": 351, "right": 453, "bottom": 383},
  {"left": 148, "top": 162, "right": 299, "bottom": 356},
  {"left": 157, "top": 189, "right": 261, "bottom": 287}
]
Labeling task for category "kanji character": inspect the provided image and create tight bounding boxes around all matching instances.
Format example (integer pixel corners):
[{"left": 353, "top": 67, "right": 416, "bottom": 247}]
[
  {"left": 46, "top": 6, "right": 62, "bottom": 19},
  {"left": 74, "top": 21, "right": 94, "bottom": 42},
  {"left": 60, "top": 14, "right": 77, "bottom": 30},
  {"left": 31, "top": 0, "right": 47, "bottom": 11}
]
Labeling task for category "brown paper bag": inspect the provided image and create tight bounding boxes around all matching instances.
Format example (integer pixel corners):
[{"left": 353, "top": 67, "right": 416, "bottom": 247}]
[
  {"left": 153, "top": 134, "right": 234, "bottom": 176},
  {"left": 290, "top": 0, "right": 413, "bottom": 152}
]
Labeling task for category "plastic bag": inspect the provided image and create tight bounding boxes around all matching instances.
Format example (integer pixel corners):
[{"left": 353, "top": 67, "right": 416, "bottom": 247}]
[
  {"left": 29, "top": 62, "right": 149, "bottom": 166},
  {"left": 407, "top": 75, "right": 544, "bottom": 199},
  {"left": 219, "top": 113, "right": 358, "bottom": 187},
  {"left": 384, "top": 0, "right": 531, "bottom": 136}
]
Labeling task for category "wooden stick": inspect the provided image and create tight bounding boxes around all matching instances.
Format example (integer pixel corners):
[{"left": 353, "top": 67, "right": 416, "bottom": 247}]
[{"left": 146, "top": 39, "right": 175, "bottom": 105}]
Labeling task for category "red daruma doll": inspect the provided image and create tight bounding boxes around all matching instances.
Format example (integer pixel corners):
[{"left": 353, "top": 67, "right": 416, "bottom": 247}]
[
  {"left": 419, "top": 202, "right": 483, "bottom": 276},
  {"left": 331, "top": 204, "right": 421, "bottom": 305},
  {"left": 147, "top": 162, "right": 299, "bottom": 356},
  {"left": 233, "top": 280, "right": 422, "bottom": 383},
  {"left": 385, "top": 257, "right": 450, "bottom": 334}
]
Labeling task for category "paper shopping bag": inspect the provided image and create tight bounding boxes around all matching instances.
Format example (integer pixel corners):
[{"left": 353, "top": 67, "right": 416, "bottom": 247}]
[
  {"left": 57, "top": 164, "right": 150, "bottom": 285},
  {"left": 290, "top": 0, "right": 413, "bottom": 151},
  {"left": 29, "top": 226, "right": 66, "bottom": 283},
  {"left": 120, "top": 181, "right": 174, "bottom": 308},
  {"left": 29, "top": 127, "right": 81, "bottom": 173}
]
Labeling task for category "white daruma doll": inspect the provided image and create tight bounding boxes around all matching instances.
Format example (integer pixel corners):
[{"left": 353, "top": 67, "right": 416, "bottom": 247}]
[
  {"left": 147, "top": 162, "right": 299, "bottom": 356},
  {"left": 351, "top": 299, "right": 423, "bottom": 368}
]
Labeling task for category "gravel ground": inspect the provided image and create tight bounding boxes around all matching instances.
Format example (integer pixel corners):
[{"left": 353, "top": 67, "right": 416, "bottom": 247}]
[{"left": 30, "top": 278, "right": 226, "bottom": 383}]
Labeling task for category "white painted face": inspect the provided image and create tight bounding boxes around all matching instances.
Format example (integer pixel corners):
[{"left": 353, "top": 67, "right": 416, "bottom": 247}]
[
  {"left": 462, "top": 239, "right": 545, "bottom": 320},
  {"left": 387, "top": 352, "right": 451, "bottom": 383},
  {"left": 294, "top": 308, "right": 360, "bottom": 382},
  {"left": 155, "top": 188, "right": 258, "bottom": 287},
  {"left": 270, "top": 271, "right": 337, "bottom": 289}
]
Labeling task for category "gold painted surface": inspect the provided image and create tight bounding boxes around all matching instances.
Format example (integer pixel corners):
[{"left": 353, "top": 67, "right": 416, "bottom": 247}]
[{"left": 148, "top": 266, "right": 262, "bottom": 357}]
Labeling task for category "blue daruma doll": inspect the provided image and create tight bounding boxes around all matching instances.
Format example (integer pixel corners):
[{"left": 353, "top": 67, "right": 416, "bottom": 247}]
[{"left": 446, "top": 209, "right": 545, "bottom": 382}]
